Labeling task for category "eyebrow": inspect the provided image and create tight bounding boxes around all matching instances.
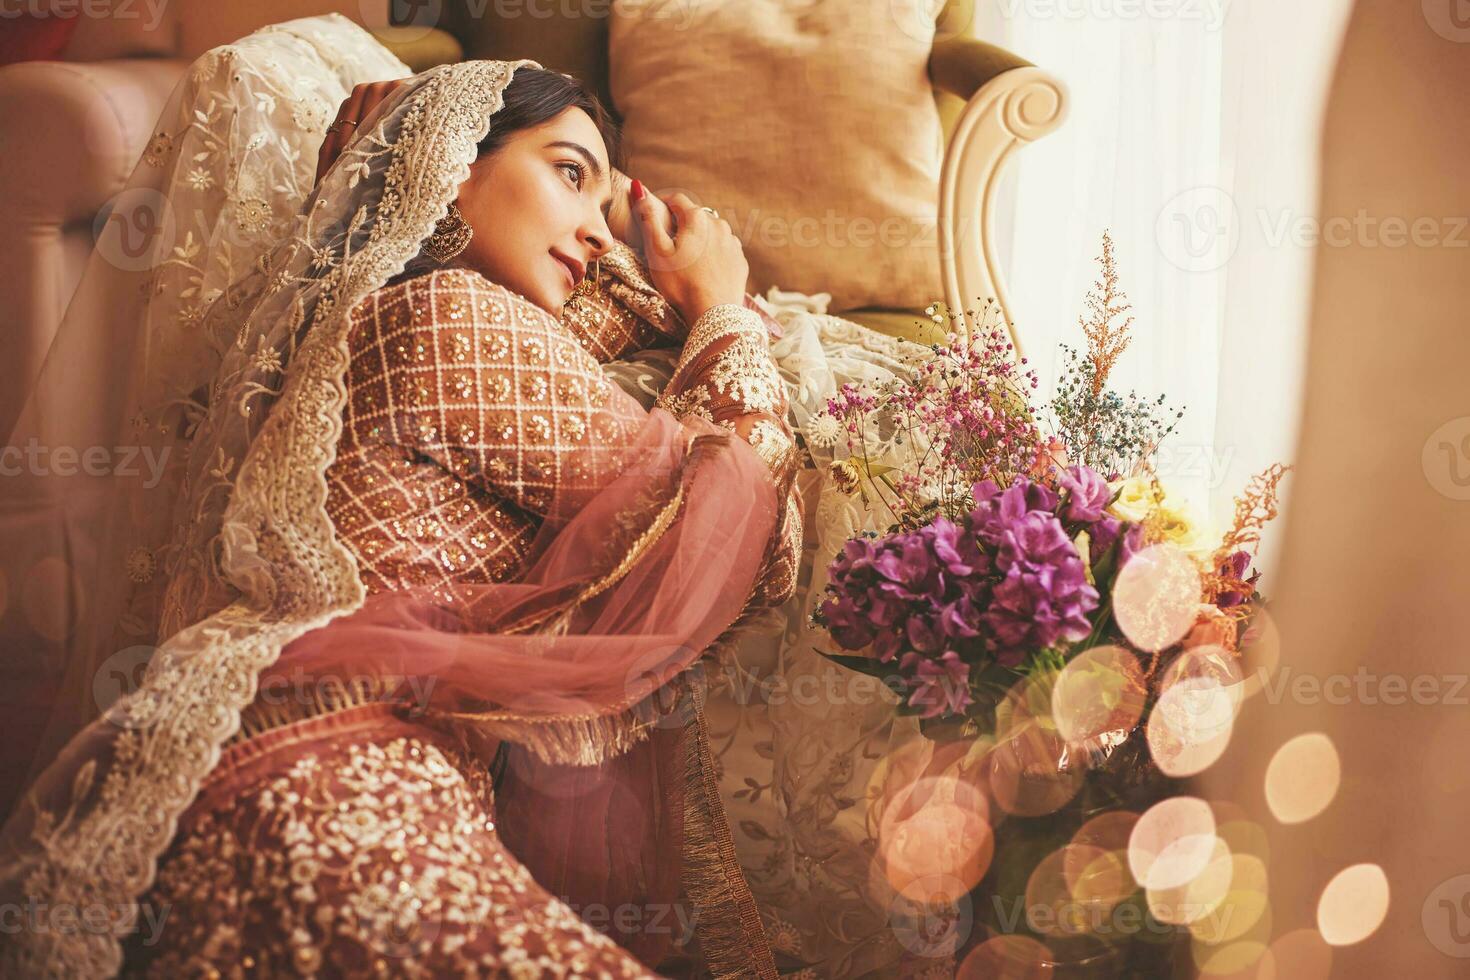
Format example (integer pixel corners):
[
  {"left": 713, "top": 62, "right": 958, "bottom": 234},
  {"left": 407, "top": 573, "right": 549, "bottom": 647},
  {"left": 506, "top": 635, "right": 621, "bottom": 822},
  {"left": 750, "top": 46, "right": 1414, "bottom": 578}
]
[{"left": 546, "top": 140, "right": 614, "bottom": 215}]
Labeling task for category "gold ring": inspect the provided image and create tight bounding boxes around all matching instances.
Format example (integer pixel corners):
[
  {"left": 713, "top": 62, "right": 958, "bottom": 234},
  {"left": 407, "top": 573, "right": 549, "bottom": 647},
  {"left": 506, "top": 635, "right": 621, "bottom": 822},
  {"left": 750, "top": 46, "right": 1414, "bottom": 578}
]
[{"left": 701, "top": 206, "right": 719, "bottom": 218}]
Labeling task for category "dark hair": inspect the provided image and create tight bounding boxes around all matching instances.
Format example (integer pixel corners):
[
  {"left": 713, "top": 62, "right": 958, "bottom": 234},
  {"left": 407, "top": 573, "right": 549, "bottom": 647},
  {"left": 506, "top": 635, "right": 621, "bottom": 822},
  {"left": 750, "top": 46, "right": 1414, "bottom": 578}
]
[{"left": 476, "top": 67, "right": 623, "bottom": 171}]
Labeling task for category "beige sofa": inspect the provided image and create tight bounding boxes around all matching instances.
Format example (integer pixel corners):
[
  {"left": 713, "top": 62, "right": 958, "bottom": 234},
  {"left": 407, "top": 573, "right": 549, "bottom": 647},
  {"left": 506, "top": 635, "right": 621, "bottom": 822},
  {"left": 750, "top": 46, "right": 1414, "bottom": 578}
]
[{"left": 0, "top": 1, "right": 460, "bottom": 440}]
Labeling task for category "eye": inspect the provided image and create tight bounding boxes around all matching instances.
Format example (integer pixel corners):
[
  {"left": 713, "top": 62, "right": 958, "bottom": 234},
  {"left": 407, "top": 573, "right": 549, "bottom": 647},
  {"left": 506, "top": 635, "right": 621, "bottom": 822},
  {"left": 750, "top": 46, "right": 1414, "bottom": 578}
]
[{"left": 558, "top": 160, "right": 587, "bottom": 188}]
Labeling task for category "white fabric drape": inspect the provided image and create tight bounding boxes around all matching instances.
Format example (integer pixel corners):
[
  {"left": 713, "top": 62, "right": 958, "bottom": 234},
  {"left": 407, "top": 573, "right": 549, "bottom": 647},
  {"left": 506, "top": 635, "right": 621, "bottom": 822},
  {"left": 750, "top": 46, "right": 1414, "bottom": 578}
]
[{"left": 978, "top": 0, "right": 1352, "bottom": 571}]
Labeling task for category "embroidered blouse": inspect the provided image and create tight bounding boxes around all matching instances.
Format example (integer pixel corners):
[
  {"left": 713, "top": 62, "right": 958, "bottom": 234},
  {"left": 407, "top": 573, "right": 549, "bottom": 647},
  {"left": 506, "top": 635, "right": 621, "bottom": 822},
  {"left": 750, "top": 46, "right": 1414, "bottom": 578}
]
[{"left": 322, "top": 259, "right": 802, "bottom": 614}]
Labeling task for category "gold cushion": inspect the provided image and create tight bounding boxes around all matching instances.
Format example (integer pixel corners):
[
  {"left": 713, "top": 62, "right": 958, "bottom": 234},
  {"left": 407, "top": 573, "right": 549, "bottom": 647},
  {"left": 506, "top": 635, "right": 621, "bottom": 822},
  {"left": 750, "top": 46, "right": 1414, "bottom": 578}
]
[
  {"left": 843, "top": 307, "right": 947, "bottom": 346},
  {"left": 608, "top": 0, "right": 945, "bottom": 314}
]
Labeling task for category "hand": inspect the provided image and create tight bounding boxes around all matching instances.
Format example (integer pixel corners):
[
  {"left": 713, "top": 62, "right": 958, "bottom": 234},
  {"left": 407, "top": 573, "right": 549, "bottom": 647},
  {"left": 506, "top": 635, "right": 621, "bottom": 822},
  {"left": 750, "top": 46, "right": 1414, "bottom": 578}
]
[
  {"left": 606, "top": 168, "right": 674, "bottom": 255},
  {"left": 315, "top": 79, "right": 408, "bottom": 184},
  {"left": 632, "top": 185, "right": 749, "bottom": 326}
]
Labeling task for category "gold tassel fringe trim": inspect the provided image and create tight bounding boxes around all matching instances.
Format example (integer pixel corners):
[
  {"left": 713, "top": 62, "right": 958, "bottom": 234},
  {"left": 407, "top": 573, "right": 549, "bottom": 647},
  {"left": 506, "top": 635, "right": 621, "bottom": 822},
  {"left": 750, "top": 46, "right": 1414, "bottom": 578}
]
[{"left": 678, "top": 676, "right": 780, "bottom": 980}]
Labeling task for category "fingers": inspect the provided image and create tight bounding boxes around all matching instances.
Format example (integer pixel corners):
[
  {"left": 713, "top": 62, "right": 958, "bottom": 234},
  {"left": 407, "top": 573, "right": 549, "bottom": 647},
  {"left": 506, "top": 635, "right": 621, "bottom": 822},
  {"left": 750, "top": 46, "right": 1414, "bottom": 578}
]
[
  {"left": 664, "top": 193, "right": 711, "bottom": 234},
  {"left": 316, "top": 83, "right": 369, "bottom": 183},
  {"left": 634, "top": 184, "right": 677, "bottom": 258},
  {"left": 315, "top": 79, "right": 406, "bottom": 184}
]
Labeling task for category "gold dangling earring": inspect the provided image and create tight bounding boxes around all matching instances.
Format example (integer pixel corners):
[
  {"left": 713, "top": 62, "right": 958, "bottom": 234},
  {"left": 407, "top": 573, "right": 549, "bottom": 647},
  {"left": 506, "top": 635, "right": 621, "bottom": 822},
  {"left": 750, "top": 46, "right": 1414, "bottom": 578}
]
[
  {"left": 572, "top": 256, "right": 603, "bottom": 299},
  {"left": 423, "top": 201, "right": 473, "bottom": 264}
]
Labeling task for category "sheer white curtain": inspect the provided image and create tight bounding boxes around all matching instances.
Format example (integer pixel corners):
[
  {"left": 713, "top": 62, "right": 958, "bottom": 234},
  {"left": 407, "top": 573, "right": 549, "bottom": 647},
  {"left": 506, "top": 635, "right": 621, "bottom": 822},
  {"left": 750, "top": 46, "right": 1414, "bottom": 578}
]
[{"left": 977, "top": 0, "right": 1352, "bottom": 571}]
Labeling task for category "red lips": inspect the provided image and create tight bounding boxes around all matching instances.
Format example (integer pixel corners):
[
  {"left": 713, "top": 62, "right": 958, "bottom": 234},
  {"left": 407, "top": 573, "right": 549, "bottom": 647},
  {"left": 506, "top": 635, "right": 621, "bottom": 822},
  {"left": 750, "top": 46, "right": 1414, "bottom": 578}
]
[{"left": 550, "top": 250, "right": 585, "bottom": 287}]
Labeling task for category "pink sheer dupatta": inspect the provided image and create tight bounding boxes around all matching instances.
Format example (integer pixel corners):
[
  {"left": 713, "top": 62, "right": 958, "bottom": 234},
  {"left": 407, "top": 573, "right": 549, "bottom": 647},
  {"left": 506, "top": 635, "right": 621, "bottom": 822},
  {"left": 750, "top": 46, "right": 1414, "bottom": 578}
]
[{"left": 259, "top": 401, "right": 782, "bottom": 976}]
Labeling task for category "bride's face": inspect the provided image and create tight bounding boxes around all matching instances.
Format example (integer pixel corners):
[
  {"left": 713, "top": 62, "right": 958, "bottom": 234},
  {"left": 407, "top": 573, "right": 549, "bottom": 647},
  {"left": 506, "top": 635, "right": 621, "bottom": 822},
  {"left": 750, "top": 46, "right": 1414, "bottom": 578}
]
[{"left": 455, "top": 106, "right": 616, "bottom": 314}]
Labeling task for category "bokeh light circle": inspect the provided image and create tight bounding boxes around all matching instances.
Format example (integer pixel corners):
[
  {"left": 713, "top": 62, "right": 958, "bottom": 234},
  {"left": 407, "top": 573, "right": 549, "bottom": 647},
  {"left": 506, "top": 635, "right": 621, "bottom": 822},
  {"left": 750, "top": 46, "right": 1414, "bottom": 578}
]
[
  {"left": 1160, "top": 644, "right": 1246, "bottom": 716},
  {"left": 1189, "top": 853, "right": 1269, "bottom": 945},
  {"left": 1025, "top": 845, "right": 1122, "bottom": 937},
  {"left": 1260, "top": 928, "right": 1333, "bottom": 979},
  {"left": 1316, "top": 863, "right": 1389, "bottom": 946},
  {"left": 1148, "top": 676, "right": 1237, "bottom": 777},
  {"left": 1066, "top": 812, "right": 1141, "bottom": 916},
  {"left": 1147, "top": 836, "right": 1233, "bottom": 926},
  {"left": 1264, "top": 732, "right": 1341, "bottom": 825},
  {"left": 957, "top": 934, "right": 1056, "bottom": 979},
  {"left": 1128, "top": 797, "right": 1218, "bottom": 891},
  {"left": 1111, "top": 543, "right": 1203, "bottom": 652},
  {"left": 878, "top": 776, "right": 995, "bottom": 901},
  {"left": 1051, "top": 645, "right": 1147, "bottom": 745}
]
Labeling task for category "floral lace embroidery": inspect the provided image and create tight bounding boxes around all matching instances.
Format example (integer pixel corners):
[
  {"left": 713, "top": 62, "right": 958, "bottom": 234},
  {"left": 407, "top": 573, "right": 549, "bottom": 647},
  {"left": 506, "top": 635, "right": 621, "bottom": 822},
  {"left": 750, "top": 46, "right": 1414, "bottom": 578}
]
[
  {"left": 122, "top": 730, "right": 656, "bottom": 978},
  {"left": 656, "top": 305, "right": 788, "bottom": 438}
]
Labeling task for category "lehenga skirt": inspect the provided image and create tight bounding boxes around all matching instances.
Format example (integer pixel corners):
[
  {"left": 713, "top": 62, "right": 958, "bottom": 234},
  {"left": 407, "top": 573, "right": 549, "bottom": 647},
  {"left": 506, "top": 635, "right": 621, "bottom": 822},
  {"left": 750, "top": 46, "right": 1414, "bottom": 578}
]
[{"left": 119, "top": 701, "right": 660, "bottom": 978}]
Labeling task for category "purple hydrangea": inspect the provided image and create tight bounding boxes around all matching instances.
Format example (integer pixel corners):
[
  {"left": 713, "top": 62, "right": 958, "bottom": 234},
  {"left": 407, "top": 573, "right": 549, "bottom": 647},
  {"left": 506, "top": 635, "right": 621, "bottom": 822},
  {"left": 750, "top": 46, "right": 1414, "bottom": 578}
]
[
  {"left": 818, "top": 473, "right": 1109, "bottom": 717},
  {"left": 1118, "top": 523, "right": 1148, "bottom": 569},
  {"left": 1088, "top": 515, "right": 1122, "bottom": 558},
  {"left": 980, "top": 510, "right": 1100, "bottom": 666},
  {"left": 817, "top": 523, "right": 990, "bottom": 666},
  {"left": 900, "top": 649, "right": 974, "bottom": 718},
  {"left": 1058, "top": 465, "right": 1112, "bottom": 523}
]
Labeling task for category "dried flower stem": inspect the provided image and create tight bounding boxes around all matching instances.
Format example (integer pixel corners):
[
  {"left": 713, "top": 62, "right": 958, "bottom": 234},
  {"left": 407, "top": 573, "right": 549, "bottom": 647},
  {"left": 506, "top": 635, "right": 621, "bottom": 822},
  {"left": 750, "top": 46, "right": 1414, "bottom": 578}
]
[{"left": 1081, "top": 230, "right": 1134, "bottom": 398}]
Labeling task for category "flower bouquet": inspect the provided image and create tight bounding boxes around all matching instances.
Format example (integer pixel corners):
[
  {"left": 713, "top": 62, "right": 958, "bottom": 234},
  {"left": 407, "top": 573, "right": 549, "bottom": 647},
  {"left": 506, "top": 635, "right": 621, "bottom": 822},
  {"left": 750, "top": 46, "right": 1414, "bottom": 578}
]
[{"left": 808, "top": 234, "right": 1289, "bottom": 975}]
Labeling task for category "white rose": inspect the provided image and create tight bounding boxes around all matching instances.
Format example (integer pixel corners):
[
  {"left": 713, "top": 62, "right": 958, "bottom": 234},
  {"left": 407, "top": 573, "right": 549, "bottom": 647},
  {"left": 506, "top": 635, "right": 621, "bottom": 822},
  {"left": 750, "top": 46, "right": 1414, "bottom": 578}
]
[{"left": 1107, "top": 476, "right": 1159, "bottom": 522}]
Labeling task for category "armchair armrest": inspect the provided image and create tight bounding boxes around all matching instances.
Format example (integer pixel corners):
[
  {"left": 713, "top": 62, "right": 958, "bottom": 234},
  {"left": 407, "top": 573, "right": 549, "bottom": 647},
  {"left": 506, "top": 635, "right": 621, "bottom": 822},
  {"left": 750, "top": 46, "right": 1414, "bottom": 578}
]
[
  {"left": 929, "top": 36, "right": 1033, "bottom": 100},
  {"left": 367, "top": 26, "right": 464, "bottom": 72},
  {"left": 0, "top": 58, "right": 186, "bottom": 439},
  {"left": 930, "top": 38, "right": 1067, "bottom": 356}
]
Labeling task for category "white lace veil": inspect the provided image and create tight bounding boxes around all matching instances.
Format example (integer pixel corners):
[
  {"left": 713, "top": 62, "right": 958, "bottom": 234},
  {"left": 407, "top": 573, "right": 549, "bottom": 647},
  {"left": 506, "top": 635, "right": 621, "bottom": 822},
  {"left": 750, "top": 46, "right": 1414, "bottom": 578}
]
[{"left": 0, "top": 19, "right": 545, "bottom": 974}]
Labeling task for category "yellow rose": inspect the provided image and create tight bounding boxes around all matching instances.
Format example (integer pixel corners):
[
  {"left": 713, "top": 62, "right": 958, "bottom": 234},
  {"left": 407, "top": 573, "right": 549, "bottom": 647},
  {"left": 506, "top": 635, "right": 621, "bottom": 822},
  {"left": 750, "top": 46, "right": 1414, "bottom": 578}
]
[
  {"left": 1152, "top": 499, "right": 1219, "bottom": 563},
  {"left": 1107, "top": 476, "right": 1160, "bottom": 522},
  {"left": 1108, "top": 477, "right": 1221, "bottom": 562}
]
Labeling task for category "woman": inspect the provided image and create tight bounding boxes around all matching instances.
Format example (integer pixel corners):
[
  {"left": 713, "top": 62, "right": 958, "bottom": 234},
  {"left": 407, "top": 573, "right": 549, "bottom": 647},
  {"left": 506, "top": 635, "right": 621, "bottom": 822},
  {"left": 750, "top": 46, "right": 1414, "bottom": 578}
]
[{"left": 0, "top": 39, "right": 801, "bottom": 977}]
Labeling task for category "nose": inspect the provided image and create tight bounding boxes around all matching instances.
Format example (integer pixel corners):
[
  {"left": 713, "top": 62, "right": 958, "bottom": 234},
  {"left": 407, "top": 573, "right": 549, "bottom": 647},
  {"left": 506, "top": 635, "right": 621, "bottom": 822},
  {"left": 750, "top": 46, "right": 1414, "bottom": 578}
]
[{"left": 580, "top": 207, "right": 614, "bottom": 262}]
